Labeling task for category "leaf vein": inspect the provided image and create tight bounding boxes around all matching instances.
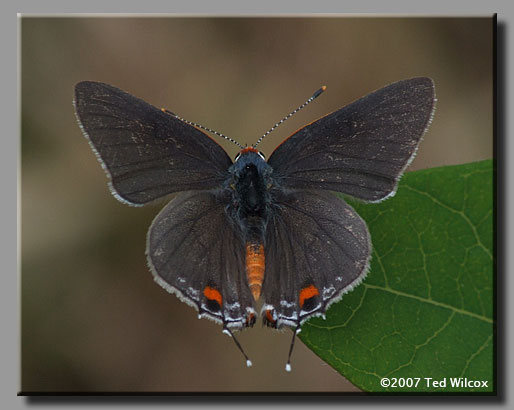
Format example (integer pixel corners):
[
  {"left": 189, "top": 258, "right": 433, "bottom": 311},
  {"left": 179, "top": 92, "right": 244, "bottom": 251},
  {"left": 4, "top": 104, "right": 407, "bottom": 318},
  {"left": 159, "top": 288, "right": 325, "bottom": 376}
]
[
  {"left": 363, "top": 283, "right": 492, "bottom": 323},
  {"left": 459, "top": 334, "right": 492, "bottom": 377},
  {"left": 402, "top": 185, "right": 492, "bottom": 260}
]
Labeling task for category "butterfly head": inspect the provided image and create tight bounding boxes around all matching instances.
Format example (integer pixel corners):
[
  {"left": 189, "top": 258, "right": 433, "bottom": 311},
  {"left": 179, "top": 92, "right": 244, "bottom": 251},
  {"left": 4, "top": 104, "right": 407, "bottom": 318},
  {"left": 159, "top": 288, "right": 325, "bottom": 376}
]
[{"left": 234, "top": 146, "right": 266, "bottom": 163}]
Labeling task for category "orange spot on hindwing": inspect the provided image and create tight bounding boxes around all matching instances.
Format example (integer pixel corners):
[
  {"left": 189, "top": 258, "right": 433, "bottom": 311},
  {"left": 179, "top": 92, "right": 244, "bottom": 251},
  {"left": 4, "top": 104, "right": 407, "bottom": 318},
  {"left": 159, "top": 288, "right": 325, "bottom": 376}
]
[
  {"left": 265, "top": 309, "right": 276, "bottom": 324},
  {"left": 203, "top": 286, "right": 223, "bottom": 308},
  {"left": 245, "top": 242, "right": 265, "bottom": 301},
  {"left": 299, "top": 285, "right": 320, "bottom": 309}
]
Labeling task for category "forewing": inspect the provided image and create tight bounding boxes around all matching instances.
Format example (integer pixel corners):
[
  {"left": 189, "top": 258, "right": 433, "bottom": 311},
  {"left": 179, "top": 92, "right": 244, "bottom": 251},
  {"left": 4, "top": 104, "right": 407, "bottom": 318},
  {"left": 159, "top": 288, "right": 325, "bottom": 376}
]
[
  {"left": 262, "top": 190, "right": 370, "bottom": 327},
  {"left": 147, "top": 191, "right": 255, "bottom": 328},
  {"left": 74, "top": 81, "right": 232, "bottom": 205},
  {"left": 268, "top": 77, "right": 435, "bottom": 202}
]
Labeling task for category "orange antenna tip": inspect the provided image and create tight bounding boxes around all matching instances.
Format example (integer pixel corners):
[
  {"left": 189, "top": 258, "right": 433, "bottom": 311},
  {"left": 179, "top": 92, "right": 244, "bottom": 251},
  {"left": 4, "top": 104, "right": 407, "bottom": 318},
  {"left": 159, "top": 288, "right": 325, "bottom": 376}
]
[{"left": 312, "top": 86, "right": 326, "bottom": 99}]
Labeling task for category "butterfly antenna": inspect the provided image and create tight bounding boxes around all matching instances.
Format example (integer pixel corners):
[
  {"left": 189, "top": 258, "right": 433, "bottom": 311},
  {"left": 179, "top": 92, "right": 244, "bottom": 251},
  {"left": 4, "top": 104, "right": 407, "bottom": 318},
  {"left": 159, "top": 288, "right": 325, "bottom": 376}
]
[
  {"left": 253, "top": 85, "right": 327, "bottom": 149},
  {"left": 222, "top": 327, "right": 253, "bottom": 368},
  {"left": 285, "top": 325, "right": 301, "bottom": 372},
  {"left": 162, "top": 108, "right": 245, "bottom": 149}
]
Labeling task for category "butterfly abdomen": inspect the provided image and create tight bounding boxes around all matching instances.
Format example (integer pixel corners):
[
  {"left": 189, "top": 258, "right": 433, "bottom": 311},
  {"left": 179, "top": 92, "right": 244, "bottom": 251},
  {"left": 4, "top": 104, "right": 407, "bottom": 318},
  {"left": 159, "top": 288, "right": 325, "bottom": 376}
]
[{"left": 245, "top": 242, "right": 265, "bottom": 300}]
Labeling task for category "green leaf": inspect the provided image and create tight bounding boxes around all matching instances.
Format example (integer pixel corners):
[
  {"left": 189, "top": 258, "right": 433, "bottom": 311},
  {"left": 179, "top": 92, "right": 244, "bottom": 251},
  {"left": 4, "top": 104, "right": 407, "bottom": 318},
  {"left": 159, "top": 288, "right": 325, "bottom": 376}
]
[{"left": 299, "top": 160, "right": 494, "bottom": 393}]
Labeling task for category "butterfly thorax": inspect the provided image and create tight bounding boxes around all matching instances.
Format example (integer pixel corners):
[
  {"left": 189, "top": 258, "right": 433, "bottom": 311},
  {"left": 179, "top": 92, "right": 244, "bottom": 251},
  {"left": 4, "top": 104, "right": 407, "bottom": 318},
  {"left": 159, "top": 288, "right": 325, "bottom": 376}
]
[
  {"left": 226, "top": 150, "right": 273, "bottom": 301},
  {"left": 226, "top": 151, "right": 272, "bottom": 239}
]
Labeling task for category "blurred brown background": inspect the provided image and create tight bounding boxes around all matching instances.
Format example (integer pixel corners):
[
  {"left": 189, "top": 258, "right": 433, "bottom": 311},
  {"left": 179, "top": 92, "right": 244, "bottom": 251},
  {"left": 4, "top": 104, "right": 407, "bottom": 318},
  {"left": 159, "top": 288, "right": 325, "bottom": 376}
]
[{"left": 21, "top": 16, "right": 493, "bottom": 392}]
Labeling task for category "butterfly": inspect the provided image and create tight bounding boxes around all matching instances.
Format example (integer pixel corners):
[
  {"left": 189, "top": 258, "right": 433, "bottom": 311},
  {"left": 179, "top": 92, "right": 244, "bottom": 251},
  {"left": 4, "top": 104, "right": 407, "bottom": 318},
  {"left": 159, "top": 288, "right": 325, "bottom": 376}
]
[{"left": 74, "top": 77, "right": 435, "bottom": 371}]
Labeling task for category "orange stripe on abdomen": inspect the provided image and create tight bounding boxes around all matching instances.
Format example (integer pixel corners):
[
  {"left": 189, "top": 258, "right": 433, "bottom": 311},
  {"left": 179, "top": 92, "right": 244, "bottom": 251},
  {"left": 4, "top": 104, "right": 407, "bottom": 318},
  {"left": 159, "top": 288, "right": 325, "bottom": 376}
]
[{"left": 245, "top": 242, "right": 265, "bottom": 301}]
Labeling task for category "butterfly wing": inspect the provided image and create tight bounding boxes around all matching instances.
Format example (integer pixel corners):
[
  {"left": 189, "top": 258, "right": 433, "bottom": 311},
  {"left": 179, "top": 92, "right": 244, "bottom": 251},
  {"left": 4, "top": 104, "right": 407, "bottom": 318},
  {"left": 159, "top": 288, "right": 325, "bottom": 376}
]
[
  {"left": 147, "top": 190, "right": 255, "bottom": 328},
  {"left": 74, "top": 81, "right": 232, "bottom": 205},
  {"left": 268, "top": 77, "right": 435, "bottom": 202},
  {"left": 261, "top": 189, "right": 371, "bottom": 327}
]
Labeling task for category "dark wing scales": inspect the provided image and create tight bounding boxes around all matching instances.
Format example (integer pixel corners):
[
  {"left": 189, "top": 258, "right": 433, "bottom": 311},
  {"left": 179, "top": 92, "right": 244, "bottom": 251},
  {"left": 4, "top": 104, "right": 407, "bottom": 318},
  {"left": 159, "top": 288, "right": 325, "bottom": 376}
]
[
  {"left": 262, "top": 190, "right": 371, "bottom": 327},
  {"left": 74, "top": 81, "right": 232, "bottom": 205},
  {"left": 147, "top": 191, "right": 255, "bottom": 328},
  {"left": 268, "top": 77, "right": 435, "bottom": 202}
]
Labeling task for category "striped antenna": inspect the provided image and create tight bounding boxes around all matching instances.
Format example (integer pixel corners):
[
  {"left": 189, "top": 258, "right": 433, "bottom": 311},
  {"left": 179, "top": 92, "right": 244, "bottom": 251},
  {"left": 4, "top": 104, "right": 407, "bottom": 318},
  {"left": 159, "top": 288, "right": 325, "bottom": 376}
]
[
  {"left": 253, "top": 85, "right": 327, "bottom": 149},
  {"left": 162, "top": 108, "right": 245, "bottom": 149}
]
